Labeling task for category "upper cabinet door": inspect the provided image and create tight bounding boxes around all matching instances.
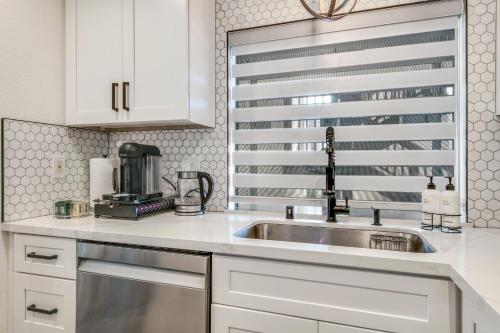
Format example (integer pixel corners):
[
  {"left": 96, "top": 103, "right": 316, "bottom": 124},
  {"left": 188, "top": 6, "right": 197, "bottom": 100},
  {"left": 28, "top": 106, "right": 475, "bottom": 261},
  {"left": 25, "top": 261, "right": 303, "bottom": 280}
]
[
  {"left": 66, "top": 0, "right": 123, "bottom": 126},
  {"left": 122, "top": 0, "right": 190, "bottom": 124}
]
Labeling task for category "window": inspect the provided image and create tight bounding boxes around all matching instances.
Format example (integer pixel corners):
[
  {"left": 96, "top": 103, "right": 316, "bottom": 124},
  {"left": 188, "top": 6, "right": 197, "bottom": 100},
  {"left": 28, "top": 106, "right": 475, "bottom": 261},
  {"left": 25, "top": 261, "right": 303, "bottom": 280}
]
[{"left": 227, "top": 2, "right": 465, "bottom": 218}]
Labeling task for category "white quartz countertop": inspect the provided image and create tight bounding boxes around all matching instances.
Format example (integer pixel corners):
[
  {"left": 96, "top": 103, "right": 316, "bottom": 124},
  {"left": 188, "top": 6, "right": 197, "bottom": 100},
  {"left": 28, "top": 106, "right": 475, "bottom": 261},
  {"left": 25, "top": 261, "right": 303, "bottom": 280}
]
[{"left": 3, "top": 211, "right": 500, "bottom": 325}]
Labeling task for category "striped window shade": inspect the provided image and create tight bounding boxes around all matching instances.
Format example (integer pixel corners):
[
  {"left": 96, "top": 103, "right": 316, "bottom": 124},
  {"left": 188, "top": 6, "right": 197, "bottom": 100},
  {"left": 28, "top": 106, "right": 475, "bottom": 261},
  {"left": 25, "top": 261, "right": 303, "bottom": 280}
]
[{"left": 227, "top": 2, "right": 465, "bottom": 217}]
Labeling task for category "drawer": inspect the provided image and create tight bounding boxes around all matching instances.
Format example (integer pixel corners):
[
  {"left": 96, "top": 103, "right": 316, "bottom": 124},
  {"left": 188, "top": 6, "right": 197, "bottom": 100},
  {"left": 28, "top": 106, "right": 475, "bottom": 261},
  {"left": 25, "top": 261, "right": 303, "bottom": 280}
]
[
  {"left": 14, "top": 273, "right": 76, "bottom": 333},
  {"left": 212, "top": 304, "right": 317, "bottom": 333},
  {"left": 14, "top": 234, "right": 76, "bottom": 279},
  {"left": 213, "top": 255, "right": 457, "bottom": 333},
  {"left": 319, "top": 321, "right": 383, "bottom": 333}
]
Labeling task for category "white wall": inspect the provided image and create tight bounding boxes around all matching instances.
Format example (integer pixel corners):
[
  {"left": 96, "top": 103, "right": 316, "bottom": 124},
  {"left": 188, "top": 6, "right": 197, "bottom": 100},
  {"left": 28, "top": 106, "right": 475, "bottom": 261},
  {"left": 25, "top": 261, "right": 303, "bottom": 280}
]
[
  {"left": 0, "top": 0, "right": 65, "bottom": 124},
  {"left": 0, "top": 0, "right": 65, "bottom": 331}
]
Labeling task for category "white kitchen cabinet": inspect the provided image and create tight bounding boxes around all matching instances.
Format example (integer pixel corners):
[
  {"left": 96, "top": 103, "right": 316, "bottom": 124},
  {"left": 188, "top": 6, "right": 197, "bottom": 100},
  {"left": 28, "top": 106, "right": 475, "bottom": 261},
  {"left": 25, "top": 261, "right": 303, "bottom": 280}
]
[
  {"left": 14, "top": 234, "right": 76, "bottom": 280},
  {"left": 211, "top": 305, "right": 389, "bottom": 333},
  {"left": 212, "top": 304, "right": 317, "bottom": 333},
  {"left": 66, "top": 0, "right": 124, "bottom": 125},
  {"left": 11, "top": 234, "right": 77, "bottom": 333},
  {"left": 66, "top": 0, "right": 215, "bottom": 128},
  {"left": 13, "top": 273, "right": 76, "bottom": 333},
  {"left": 212, "top": 255, "right": 458, "bottom": 333}
]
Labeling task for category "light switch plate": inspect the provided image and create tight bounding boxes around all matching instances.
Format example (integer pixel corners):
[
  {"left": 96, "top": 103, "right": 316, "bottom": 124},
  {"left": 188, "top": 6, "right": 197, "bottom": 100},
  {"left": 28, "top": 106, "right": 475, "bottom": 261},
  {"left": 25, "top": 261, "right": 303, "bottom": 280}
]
[{"left": 52, "top": 155, "right": 65, "bottom": 179}]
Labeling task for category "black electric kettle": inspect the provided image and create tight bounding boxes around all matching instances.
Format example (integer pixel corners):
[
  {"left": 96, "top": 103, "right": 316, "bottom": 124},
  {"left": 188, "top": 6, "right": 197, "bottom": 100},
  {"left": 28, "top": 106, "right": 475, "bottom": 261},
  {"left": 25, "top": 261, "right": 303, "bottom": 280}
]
[{"left": 174, "top": 171, "right": 214, "bottom": 216}]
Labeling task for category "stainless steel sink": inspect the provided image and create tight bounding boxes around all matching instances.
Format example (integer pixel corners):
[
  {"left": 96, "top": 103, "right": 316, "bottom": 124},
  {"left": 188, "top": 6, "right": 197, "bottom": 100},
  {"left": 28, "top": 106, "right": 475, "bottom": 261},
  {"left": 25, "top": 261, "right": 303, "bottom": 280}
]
[{"left": 235, "top": 222, "right": 435, "bottom": 253}]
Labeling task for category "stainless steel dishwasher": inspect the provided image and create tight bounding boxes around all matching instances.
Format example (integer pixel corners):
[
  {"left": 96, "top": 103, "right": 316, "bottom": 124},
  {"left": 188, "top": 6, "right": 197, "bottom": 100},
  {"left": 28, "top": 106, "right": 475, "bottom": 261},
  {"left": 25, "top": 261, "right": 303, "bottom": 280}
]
[{"left": 76, "top": 241, "right": 210, "bottom": 333}]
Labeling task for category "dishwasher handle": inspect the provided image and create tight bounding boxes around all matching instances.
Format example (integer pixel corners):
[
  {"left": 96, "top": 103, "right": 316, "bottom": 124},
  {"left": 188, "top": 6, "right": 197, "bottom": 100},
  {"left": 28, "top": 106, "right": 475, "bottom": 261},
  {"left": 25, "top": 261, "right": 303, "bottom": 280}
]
[
  {"left": 77, "top": 242, "right": 210, "bottom": 275},
  {"left": 78, "top": 259, "right": 206, "bottom": 289}
]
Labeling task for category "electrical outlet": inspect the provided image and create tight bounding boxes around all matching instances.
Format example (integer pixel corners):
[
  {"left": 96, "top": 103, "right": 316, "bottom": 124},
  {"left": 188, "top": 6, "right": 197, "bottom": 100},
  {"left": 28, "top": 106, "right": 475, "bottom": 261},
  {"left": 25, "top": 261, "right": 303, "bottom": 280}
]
[{"left": 52, "top": 156, "right": 66, "bottom": 179}]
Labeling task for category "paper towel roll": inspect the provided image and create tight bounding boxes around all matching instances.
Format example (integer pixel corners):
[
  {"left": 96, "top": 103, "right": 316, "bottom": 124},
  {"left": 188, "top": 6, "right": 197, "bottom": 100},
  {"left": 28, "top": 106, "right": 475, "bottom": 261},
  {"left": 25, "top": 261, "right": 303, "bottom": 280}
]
[{"left": 90, "top": 158, "right": 120, "bottom": 207}]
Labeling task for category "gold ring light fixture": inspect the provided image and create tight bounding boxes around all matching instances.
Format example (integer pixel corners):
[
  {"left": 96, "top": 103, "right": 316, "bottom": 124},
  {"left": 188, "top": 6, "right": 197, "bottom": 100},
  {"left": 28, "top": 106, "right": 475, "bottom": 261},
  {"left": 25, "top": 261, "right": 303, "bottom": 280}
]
[{"left": 300, "top": 0, "right": 358, "bottom": 21}]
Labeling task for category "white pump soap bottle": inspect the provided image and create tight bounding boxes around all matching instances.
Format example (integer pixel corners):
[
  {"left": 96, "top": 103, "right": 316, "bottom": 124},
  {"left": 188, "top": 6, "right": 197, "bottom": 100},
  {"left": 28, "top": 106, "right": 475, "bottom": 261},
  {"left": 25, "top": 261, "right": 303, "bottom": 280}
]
[
  {"left": 441, "top": 177, "right": 461, "bottom": 228},
  {"left": 422, "top": 176, "right": 441, "bottom": 226}
]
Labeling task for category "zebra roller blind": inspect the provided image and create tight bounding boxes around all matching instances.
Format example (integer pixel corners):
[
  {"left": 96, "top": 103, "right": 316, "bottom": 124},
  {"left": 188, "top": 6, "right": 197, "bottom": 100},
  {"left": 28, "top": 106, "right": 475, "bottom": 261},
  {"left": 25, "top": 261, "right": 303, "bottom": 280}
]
[{"left": 228, "top": 5, "right": 464, "bottom": 214}]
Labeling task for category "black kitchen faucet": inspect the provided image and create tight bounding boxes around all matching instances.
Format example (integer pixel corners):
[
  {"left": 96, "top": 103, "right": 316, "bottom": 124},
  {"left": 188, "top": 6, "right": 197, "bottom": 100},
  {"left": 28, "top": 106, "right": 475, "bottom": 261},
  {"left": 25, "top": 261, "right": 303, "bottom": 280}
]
[{"left": 324, "top": 127, "right": 349, "bottom": 222}]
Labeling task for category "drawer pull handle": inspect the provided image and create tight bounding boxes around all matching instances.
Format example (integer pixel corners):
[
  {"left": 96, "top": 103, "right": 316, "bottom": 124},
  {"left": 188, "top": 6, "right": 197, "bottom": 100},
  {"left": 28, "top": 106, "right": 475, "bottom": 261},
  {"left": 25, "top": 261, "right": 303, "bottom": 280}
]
[
  {"left": 27, "top": 304, "right": 58, "bottom": 315},
  {"left": 26, "top": 252, "right": 58, "bottom": 260}
]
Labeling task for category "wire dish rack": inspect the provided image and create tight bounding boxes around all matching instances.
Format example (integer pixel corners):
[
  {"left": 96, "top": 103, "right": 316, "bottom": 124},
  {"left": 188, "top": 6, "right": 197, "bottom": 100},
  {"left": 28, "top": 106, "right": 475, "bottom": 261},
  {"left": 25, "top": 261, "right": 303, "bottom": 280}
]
[{"left": 369, "top": 234, "right": 408, "bottom": 252}]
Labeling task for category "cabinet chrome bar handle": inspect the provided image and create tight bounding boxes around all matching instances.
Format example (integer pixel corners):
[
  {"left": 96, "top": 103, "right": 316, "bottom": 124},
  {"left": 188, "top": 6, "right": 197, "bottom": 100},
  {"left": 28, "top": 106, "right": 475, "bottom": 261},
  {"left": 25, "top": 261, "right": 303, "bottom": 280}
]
[
  {"left": 123, "top": 81, "right": 130, "bottom": 111},
  {"left": 26, "top": 252, "right": 58, "bottom": 260},
  {"left": 112, "top": 83, "right": 119, "bottom": 112},
  {"left": 27, "top": 304, "right": 58, "bottom": 315}
]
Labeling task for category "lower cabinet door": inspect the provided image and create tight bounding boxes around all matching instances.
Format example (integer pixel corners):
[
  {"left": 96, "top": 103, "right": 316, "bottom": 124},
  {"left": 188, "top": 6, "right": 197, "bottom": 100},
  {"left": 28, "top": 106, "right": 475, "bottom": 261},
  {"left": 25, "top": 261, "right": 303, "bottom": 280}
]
[
  {"left": 14, "top": 273, "right": 76, "bottom": 333},
  {"left": 212, "top": 304, "right": 317, "bottom": 333},
  {"left": 320, "top": 322, "right": 385, "bottom": 333}
]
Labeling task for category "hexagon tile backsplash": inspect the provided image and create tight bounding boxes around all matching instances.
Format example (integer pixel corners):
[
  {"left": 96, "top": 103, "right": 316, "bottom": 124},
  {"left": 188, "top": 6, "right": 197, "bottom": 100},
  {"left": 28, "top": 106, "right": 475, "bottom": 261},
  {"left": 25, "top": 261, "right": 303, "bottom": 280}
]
[
  {"left": 467, "top": 0, "right": 500, "bottom": 228},
  {"left": 2, "top": 119, "right": 108, "bottom": 222}
]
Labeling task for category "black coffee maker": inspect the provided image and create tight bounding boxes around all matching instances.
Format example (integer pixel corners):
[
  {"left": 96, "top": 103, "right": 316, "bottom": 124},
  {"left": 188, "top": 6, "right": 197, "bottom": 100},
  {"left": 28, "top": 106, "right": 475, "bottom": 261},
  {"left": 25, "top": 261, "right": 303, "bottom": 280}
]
[
  {"left": 118, "top": 143, "right": 162, "bottom": 198},
  {"left": 95, "top": 143, "right": 175, "bottom": 219}
]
